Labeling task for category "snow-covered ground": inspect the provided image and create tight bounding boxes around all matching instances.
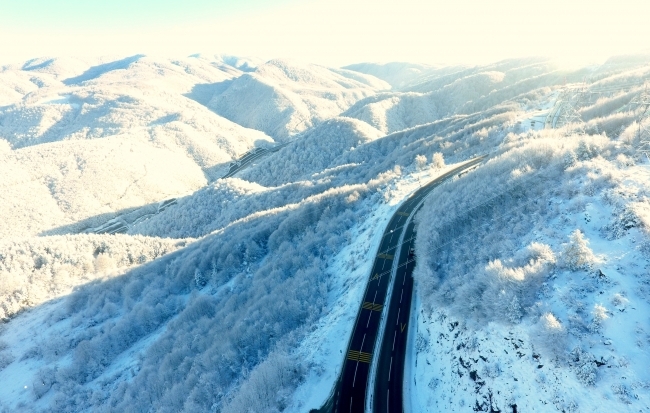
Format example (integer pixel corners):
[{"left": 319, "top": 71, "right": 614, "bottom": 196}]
[
  {"left": 2, "top": 53, "right": 650, "bottom": 413},
  {"left": 410, "top": 195, "right": 650, "bottom": 411},
  {"left": 409, "top": 131, "right": 650, "bottom": 412}
]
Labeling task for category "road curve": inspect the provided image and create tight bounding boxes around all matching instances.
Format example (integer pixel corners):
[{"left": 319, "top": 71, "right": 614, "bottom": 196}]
[{"left": 314, "top": 156, "right": 485, "bottom": 413}]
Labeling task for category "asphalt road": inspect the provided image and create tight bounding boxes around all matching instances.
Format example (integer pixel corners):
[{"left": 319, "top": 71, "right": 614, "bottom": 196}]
[
  {"left": 222, "top": 148, "right": 270, "bottom": 178},
  {"left": 222, "top": 142, "right": 289, "bottom": 179},
  {"left": 372, "top": 217, "right": 416, "bottom": 413},
  {"left": 315, "top": 156, "right": 485, "bottom": 413}
]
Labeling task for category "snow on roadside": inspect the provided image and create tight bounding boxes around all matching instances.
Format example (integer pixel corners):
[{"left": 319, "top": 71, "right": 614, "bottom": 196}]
[
  {"left": 409, "top": 159, "right": 650, "bottom": 412},
  {"left": 285, "top": 163, "right": 458, "bottom": 412}
]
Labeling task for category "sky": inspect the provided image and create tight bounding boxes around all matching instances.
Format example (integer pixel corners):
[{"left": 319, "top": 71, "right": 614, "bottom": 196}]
[{"left": 1, "top": 0, "right": 649, "bottom": 67}]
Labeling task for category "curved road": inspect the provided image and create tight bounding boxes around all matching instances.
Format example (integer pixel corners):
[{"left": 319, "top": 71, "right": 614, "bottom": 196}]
[{"left": 315, "top": 156, "right": 485, "bottom": 413}]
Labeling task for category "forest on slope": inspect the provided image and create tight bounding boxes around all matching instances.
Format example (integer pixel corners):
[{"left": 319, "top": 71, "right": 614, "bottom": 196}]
[{"left": 0, "top": 54, "right": 649, "bottom": 412}]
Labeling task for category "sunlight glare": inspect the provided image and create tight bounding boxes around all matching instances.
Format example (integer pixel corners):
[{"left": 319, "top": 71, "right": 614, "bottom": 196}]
[{"left": 1, "top": 0, "right": 649, "bottom": 66}]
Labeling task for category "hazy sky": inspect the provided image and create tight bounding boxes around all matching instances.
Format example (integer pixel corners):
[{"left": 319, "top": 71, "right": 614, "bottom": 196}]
[{"left": 1, "top": 0, "right": 649, "bottom": 67}]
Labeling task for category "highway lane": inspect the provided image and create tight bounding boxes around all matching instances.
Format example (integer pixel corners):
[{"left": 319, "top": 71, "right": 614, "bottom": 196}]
[
  {"left": 371, "top": 157, "right": 485, "bottom": 413},
  {"left": 338, "top": 205, "right": 411, "bottom": 413},
  {"left": 373, "top": 218, "right": 415, "bottom": 413},
  {"left": 316, "top": 156, "right": 485, "bottom": 413}
]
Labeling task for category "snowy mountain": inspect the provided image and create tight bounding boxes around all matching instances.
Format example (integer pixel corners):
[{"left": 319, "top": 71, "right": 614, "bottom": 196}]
[
  {"left": 341, "top": 62, "right": 443, "bottom": 90},
  {"left": 1, "top": 136, "right": 208, "bottom": 238},
  {"left": 237, "top": 116, "right": 383, "bottom": 186},
  {"left": 208, "top": 59, "right": 389, "bottom": 140},
  {"left": 0, "top": 55, "right": 276, "bottom": 238},
  {"left": 1, "top": 53, "right": 650, "bottom": 413},
  {"left": 341, "top": 58, "right": 574, "bottom": 134}
]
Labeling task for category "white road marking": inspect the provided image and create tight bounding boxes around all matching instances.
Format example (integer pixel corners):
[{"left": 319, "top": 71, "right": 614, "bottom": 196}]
[
  {"left": 388, "top": 356, "right": 393, "bottom": 381},
  {"left": 392, "top": 330, "right": 397, "bottom": 351},
  {"left": 396, "top": 308, "right": 401, "bottom": 325},
  {"left": 352, "top": 334, "right": 367, "bottom": 387}
]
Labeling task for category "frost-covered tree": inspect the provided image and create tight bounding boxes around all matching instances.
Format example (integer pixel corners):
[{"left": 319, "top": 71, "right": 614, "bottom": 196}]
[
  {"left": 576, "top": 139, "right": 600, "bottom": 161},
  {"left": 562, "top": 230, "right": 596, "bottom": 271},
  {"left": 505, "top": 295, "right": 523, "bottom": 323},
  {"left": 432, "top": 152, "right": 445, "bottom": 169},
  {"left": 194, "top": 269, "right": 207, "bottom": 288},
  {"left": 0, "top": 234, "right": 184, "bottom": 320},
  {"left": 94, "top": 253, "right": 116, "bottom": 273},
  {"left": 415, "top": 154, "right": 428, "bottom": 171},
  {"left": 589, "top": 303, "right": 609, "bottom": 332},
  {"left": 570, "top": 347, "right": 598, "bottom": 386},
  {"left": 536, "top": 312, "right": 567, "bottom": 359},
  {"left": 220, "top": 351, "right": 304, "bottom": 413}
]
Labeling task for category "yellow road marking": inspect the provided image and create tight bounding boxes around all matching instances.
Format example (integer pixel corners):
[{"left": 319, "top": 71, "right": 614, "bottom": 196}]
[
  {"left": 378, "top": 253, "right": 394, "bottom": 260},
  {"left": 401, "top": 323, "right": 407, "bottom": 332},
  {"left": 370, "top": 273, "right": 381, "bottom": 281},
  {"left": 347, "top": 350, "right": 372, "bottom": 363},
  {"left": 397, "top": 211, "right": 409, "bottom": 217},
  {"left": 362, "top": 302, "right": 383, "bottom": 312}
]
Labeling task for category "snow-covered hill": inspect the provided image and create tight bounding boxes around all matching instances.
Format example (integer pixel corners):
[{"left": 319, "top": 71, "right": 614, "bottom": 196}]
[
  {"left": 0, "top": 55, "right": 273, "bottom": 152},
  {"left": 238, "top": 116, "right": 383, "bottom": 186},
  {"left": 343, "top": 58, "right": 569, "bottom": 134},
  {"left": 208, "top": 59, "right": 389, "bottom": 140},
  {"left": 0, "top": 57, "right": 104, "bottom": 106},
  {"left": 1, "top": 54, "right": 650, "bottom": 413},
  {"left": 341, "top": 62, "right": 442, "bottom": 90},
  {"left": 0, "top": 55, "right": 277, "bottom": 237},
  {"left": 1, "top": 136, "right": 208, "bottom": 238}
]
